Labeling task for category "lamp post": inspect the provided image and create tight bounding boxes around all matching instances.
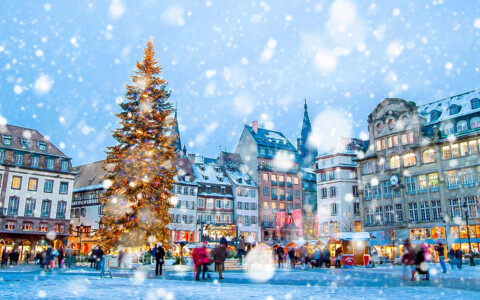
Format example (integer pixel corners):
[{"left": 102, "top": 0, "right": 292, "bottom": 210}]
[{"left": 462, "top": 202, "right": 475, "bottom": 266}]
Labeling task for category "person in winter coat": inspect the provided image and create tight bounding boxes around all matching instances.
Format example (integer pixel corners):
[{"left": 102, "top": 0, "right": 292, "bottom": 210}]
[
  {"left": 322, "top": 247, "right": 331, "bottom": 268},
  {"left": 154, "top": 243, "right": 166, "bottom": 276},
  {"left": 455, "top": 248, "right": 463, "bottom": 270},
  {"left": 118, "top": 249, "right": 124, "bottom": 268},
  {"left": 44, "top": 247, "right": 54, "bottom": 271},
  {"left": 212, "top": 244, "right": 226, "bottom": 279},
  {"left": 312, "top": 249, "right": 322, "bottom": 268},
  {"left": 434, "top": 242, "right": 446, "bottom": 273},
  {"left": 219, "top": 236, "right": 228, "bottom": 247},
  {"left": 90, "top": 247, "right": 98, "bottom": 268},
  {"left": 447, "top": 248, "right": 456, "bottom": 270},
  {"left": 1, "top": 249, "right": 8, "bottom": 267},
  {"left": 96, "top": 246, "right": 104, "bottom": 271},
  {"left": 276, "top": 246, "right": 285, "bottom": 268},
  {"left": 193, "top": 241, "right": 211, "bottom": 281},
  {"left": 58, "top": 247, "right": 65, "bottom": 268},
  {"left": 65, "top": 245, "right": 73, "bottom": 268},
  {"left": 299, "top": 247, "right": 307, "bottom": 269},
  {"left": 287, "top": 248, "right": 296, "bottom": 268},
  {"left": 402, "top": 238, "right": 415, "bottom": 281},
  {"left": 335, "top": 247, "right": 343, "bottom": 268}
]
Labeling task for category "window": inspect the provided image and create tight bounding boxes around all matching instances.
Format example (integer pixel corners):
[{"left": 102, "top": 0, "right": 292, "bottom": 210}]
[
  {"left": 215, "top": 199, "right": 222, "bottom": 209},
  {"left": 401, "top": 134, "right": 408, "bottom": 145},
  {"left": 294, "top": 177, "right": 299, "bottom": 184},
  {"left": 451, "top": 144, "right": 460, "bottom": 158},
  {"left": 271, "top": 188, "right": 277, "bottom": 197},
  {"left": 449, "top": 198, "right": 461, "bottom": 218},
  {"left": 465, "top": 196, "right": 479, "bottom": 218},
  {"left": 375, "top": 207, "right": 383, "bottom": 225},
  {"left": 365, "top": 207, "right": 374, "bottom": 226},
  {"left": 46, "top": 158, "right": 55, "bottom": 170},
  {"left": 98, "top": 205, "right": 105, "bottom": 216},
  {"left": 25, "top": 198, "right": 35, "bottom": 216},
  {"left": 442, "top": 146, "right": 451, "bottom": 159},
  {"left": 408, "top": 203, "right": 418, "bottom": 222},
  {"left": 461, "top": 168, "right": 475, "bottom": 188},
  {"left": 31, "top": 156, "right": 40, "bottom": 168},
  {"left": 422, "top": 149, "right": 435, "bottom": 163},
  {"left": 449, "top": 105, "right": 460, "bottom": 115},
  {"left": 469, "top": 140, "right": 479, "bottom": 154},
  {"left": 390, "top": 155, "right": 400, "bottom": 169},
  {"left": 183, "top": 187, "right": 188, "bottom": 195},
  {"left": 382, "top": 181, "right": 391, "bottom": 198},
  {"left": 14, "top": 153, "right": 24, "bottom": 165},
  {"left": 237, "top": 202, "right": 243, "bottom": 209},
  {"left": 471, "top": 117, "right": 480, "bottom": 129},
  {"left": 8, "top": 197, "right": 19, "bottom": 215},
  {"left": 331, "top": 203, "right": 337, "bottom": 216},
  {"left": 294, "top": 190, "right": 300, "bottom": 198},
  {"left": 373, "top": 184, "right": 381, "bottom": 199},
  {"left": 263, "top": 187, "right": 269, "bottom": 196},
  {"left": 39, "top": 223, "right": 48, "bottom": 232},
  {"left": 176, "top": 186, "right": 182, "bottom": 194},
  {"left": 376, "top": 140, "right": 381, "bottom": 151},
  {"left": 363, "top": 162, "right": 373, "bottom": 174},
  {"left": 2, "top": 135, "right": 12, "bottom": 145},
  {"left": 320, "top": 204, "right": 328, "bottom": 217},
  {"left": 395, "top": 204, "right": 403, "bottom": 222},
  {"left": 431, "top": 110, "right": 441, "bottom": 122},
  {"left": 418, "top": 175, "right": 427, "bottom": 194},
  {"left": 207, "top": 198, "right": 213, "bottom": 209},
  {"left": 323, "top": 222, "right": 329, "bottom": 233},
  {"left": 0, "top": 150, "right": 4, "bottom": 163},
  {"left": 352, "top": 186, "right": 358, "bottom": 197},
  {"left": 419, "top": 202, "right": 430, "bottom": 222},
  {"left": 11, "top": 176, "right": 22, "bottom": 189},
  {"left": 251, "top": 216, "right": 257, "bottom": 224},
  {"left": 472, "top": 98, "right": 480, "bottom": 109},
  {"left": 428, "top": 173, "right": 439, "bottom": 192},
  {"left": 41, "top": 200, "right": 52, "bottom": 218},
  {"left": 22, "top": 222, "right": 33, "bottom": 231},
  {"left": 295, "top": 203, "right": 300, "bottom": 210},
  {"left": 59, "top": 182, "right": 68, "bottom": 194},
  {"left": 385, "top": 206, "right": 394, "bottom": 224},
  {"left": 4, "top": 221, "right": 16, "bottom": 231},
  {"left": 332, "top": 221, "right": 338, "bottom": 232},
  {"left": 443, "top": 124, "right": 454, "bottom": 136},
  {"left": 330, "top": 187, "right": 337, "bottom": 198},
  {"left": 457, "top": 120, "right": 468, "bottom": 132},
  {"left": 364, "top": 183, "right": 372, "bottom": 200},
  {"left": 57, "top": 201, "right": 66, "bottom": 218},
  {"left": 249, "top": 189, "right": 256, "bottom": 197},
  {"left": 44, "top": 180, "right": 53, "bottom": 193},
  {"left": 431, "top": 200, "right": 442, "bottom": 221},
  {"left": 37, "top": 141, "right": 47, "bottom": 151},
  {"left": 393, "top": 136, "right": 399, "bottom": 146},
  {"left": 477, "top": 166, "right": 480, "bottom": 183},
  {"left": 81, "top": 208, "right": 86, "bottom": 217},
  {"left": 190, "top": 188, "right": 195, "bottom": 196},
  {"left": 405, "top": 177, "right": 415, "bottom": 195},
  {"left": 262, "top": 174, "right": 268, "bottom": 182},
  {"left": 244, "top": 202, "right": 250, "bottom": 210},
  {"left": 403, "top": 153, "right": 416, "bottom": 167},
  {"left": 445, "top": 170, "right": 459, "bottom": 189},
  {"left": 329, "top": 172, "right": 336, "bottom": 180},
  {"left": 279, "top": 203, "right": 285, "bottom": 211},
  {"left": 263, "top": 201, "right": 269, "bottom": 210},
  {"left": 28, "top": 178, "right": 38, "bottom": 191},
  {"left": 354, "top": 203, "right": 360, "bottom": 215},
  {"left": 321, "top": 188, "right": 327, "bottom": 198},
  {"left": 408, "top": 132, "right": 414, "bottom": 144}
]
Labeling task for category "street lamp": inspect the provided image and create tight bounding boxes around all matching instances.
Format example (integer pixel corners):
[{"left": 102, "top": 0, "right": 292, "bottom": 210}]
[{"left": 462, "top": 202, "right": 475, "bottom": 266}]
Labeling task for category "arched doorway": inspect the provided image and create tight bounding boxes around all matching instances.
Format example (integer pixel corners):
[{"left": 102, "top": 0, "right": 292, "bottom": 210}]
[
  {"left": 53, "top": 239, "right": 64, "bottom": 250},
  {"left": 35, "top": 239, "right": 49, "bottom": 253},
  {"left": 18, "top": 240, "right": 32, "bottom": 261},
  {"left": 0, "top": 238, "right": 15, "bottom": 254}
]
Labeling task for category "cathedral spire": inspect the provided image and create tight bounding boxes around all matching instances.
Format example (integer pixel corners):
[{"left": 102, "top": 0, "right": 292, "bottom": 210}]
[
  {"left": 171, "top": 107, "right": 182, "bottom": 152},
  {"left": 299, "top": 99, "right": 317, "bottom": 167}
]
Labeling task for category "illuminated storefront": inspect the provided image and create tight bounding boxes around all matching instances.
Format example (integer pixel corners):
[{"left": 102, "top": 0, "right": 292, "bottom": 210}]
[
  {"left": 449, "top": 224, "right": 480, "bottom": 253},
  {"left": 200, "top": 224, "right": 237, "bottom": 243}
]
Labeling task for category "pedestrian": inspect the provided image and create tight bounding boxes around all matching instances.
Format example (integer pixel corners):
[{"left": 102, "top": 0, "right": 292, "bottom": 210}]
[
  {"left": 455, "top": 248, "right": 463, "bottom": 270},
  {"left": 65, "top": 245, "right": 73, "bottom": 268},
  {"left": 323, "top": 247, "right": 331, "bottom": 268},
  {"left": 193, "top": 241, "right": 211, "bottom": 281},
  {"left": 118, "top": 249, "right": 124, "bottom": 268},
  {"left": 212, "top": 244, "right": 226, "bottom": 280},
  {"left": 299, "top": 247, "right": 307, "bottom": 269},
  {"left": 237, "top": 235, "right": 245, "bottom": 264},
  {"left": 276, "top": 246, "right": 284, "bottom": 268},
  {"left": 58, "top": 247, "right": 65, "bottom": 268},
  {"left": 44, "top": 247, "right": 53, "bottom": 271},
  {"left": 335, "top": 247, "right": 343, "bottom": 268},
  {"left": 96, "top": 246, "right": 104, "bottom": 271},
  {"left": 447, "top": 248, "right": 456, "bottom": 270},
  {"left": 90, "top": 246, "right": 97, "bottom": 268},
  {"left": 219, "top": 236, "right": 228, "bottom": 247},
  {"left": 402, "top": 238, "right": 415, "bottom": 281},
  {"left": 35, "top": 251, "right": 41, "bottom": 265},
  {"left": 287, "top": 248, "right": 295, "bottom": 268},
  {"left": 434, "top": 242, "right": 446, "bottom": 273},
  {"left": 154, "top": 243, "right": 165, "bottom": 277},
  {"left": 9, "top": 250, "right": 15, "bottom": 265},
  {"left": 1, "top": 248, "right": 8, "bottom": 267}
]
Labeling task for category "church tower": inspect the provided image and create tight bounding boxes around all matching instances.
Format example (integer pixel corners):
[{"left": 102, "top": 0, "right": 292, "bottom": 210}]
[
  {"left": 298, "top": 99, "right": 318, "bottom": 167},
  {"left": 171, "top": 109, "right": 182, "bottom": 153}
]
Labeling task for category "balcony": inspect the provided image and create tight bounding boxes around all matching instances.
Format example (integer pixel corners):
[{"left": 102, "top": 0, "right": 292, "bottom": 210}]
[
  {"left": 279, "top": 182, "right": 285, "bottom": 187},
  {"left": 271, "top": 194, "right": 278, "bottom": 200},
  {"left": 279, "top": 195, "right": 285, "bottom": 200},
  {"left": 287, "top": 196, "right": 293, "bottom": 201},
  {"left": 271, "top": 181, "right": 277, "bottom": 186}
]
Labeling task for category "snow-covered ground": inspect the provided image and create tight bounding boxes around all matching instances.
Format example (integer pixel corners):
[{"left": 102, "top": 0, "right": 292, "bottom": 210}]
[{"left": 1, "top": 263, "right": 479, "bottom": 299}]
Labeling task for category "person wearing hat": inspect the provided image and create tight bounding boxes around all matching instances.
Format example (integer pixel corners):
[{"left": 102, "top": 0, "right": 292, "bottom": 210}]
[{"left": 155, "top": 243, "right": 165, "bottom": 277}]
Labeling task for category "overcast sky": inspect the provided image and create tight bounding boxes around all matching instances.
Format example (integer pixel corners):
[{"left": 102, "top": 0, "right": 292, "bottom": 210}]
[{"left": 1, "top": 0, "right": 479, "bottom": 165}]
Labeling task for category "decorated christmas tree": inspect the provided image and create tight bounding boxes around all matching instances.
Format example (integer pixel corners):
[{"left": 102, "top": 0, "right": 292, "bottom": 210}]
[{"left": 97, "top": 39, "right": 176, "bottom": 251}]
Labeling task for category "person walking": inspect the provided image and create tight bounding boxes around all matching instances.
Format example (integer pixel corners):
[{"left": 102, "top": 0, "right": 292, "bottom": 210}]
[
  {"left": 323, "top": 247, "right": 331, "bottom": 268},
  {"left": 58, "top": 247, "right": 65, "bottom": 268},
  {"left": 421, "top": 243, "right": 431, "bottom": 280},
  {"left": 299, "top": 247, "right": 307, "bottom": 269},
  {"left": 335, "top": 247, "right": 343, "bottom": 268},
  {"left": 96, "top": 246, "right": 104, "bottom": 271},
  {"left": 1, "top": 249, "right": 8, "bottom": 267},
  {"left": 194, "top": 241, "right": 211, "bottom": 281},
  {"left": 90, "top": 246, "right": 97, "bottom": 269},
  {"left": 276, "top": 246, "right": 284, "bottom": 268},
  {"left": 237, "top": 235, "right": 245, "bottom": 264},
  {"left": 65, "top": 245, "right": 73, "bottom": 268},
  {"left": 434, "top": 242, "right": 446, "bottom": 273},
  {"left": 287, "top": 248, "right": 295, "bottom": 268},
  {"left": 154, "top": 243, "right": 165, "bottom": 277},
  {"left": 213, "top": 244, "right": 226, "bottom": 280},
  {"left": 455, "top": 248, "right": 463, "bottom": 270},
  {"left": 402, "top": 238, "right": 415, "bottom": 281},
  {"left": 118, "top": 249, "right": 124, "bottom": 268},
  {"left": 447, "top": 248, "right": 456, "bottom": 270}
]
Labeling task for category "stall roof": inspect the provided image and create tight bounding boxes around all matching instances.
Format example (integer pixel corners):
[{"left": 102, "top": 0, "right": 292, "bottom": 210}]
[
  {"left": 255, "top": 243, "right": 271, "bottom": 250},
  {"left": 340, "top": 232, "right": 370, "bottom": 241}
]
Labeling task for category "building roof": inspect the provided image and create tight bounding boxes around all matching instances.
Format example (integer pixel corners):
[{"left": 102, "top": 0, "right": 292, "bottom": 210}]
[
  {"left": 174, "top": 150, "right": 198, "bottom": 185},
  {"left": 300, "top": 167, "right": 316, "bottom": 181},
  {"left": 73, "top": 160, "right": 106, "bottom": 191},
  {"left": 418, "top": 89, "right": 480, "bottom": 125},
  {"left": 245, "top": 125, "right": 297, "bottom": 152},
  {"left": 225, "top": 169, "right": 257, "bottom": 187},
  {"left": 0, "top": 124, "right": 70, "bottom": 158},
  {"left": 192, "top": 160, "right": 231, "bottom": 186}
]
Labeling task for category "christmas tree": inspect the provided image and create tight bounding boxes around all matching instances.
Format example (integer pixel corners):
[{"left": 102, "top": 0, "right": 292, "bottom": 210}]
[{"left": 97, "top": 39, "right": 176, "bottom": 251}]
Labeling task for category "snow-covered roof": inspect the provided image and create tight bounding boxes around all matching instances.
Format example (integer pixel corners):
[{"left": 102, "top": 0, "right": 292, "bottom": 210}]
[
  {"left": 225, "top": 169, "right": 257, "bottom": 187},
  {"left": 192, "top": 162, "right": 231, "bottom": 186},
  {"left": 418, "top": 89, "right": 480, "bottom": 125},
  {"left": 246, "top": 125, "right": 297, "bottom": 152},
  {"left": 340, "top": 232, "right": 370, "bottom": 241}
]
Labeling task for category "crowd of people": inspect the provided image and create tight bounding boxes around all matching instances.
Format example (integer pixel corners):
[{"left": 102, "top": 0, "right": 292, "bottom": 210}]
[{"left": 273, "top": 245, "right": 340, "bottom": 269}]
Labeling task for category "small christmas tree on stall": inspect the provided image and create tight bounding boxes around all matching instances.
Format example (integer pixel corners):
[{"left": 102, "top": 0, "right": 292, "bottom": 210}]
[{"left": 97, "top": 40, "right": 176, "bottom": 251}]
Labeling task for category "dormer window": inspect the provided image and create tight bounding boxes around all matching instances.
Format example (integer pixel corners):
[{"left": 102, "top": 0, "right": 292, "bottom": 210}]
[
  {"left": 46, "top": 158, "right": 55, "bottom": 170},
  {"left": 199, "top": 166, "right": 205, "bottom": 171},
  {"left": 37, "top": 141, "right": 47, "bottom": 151},
  {"left": 202, "top": 175, "right": 208, "bottom": 180},
  {"left": 88, "top": 175, "right": 95, "bottom": 185},
  {"left": 430, "top": 110, "right": 441, "bottom": 122},
  {"left": 237, "top": 178, "right": 243, "bottom": 183},
  {"left": 471, "top": 98, "right": 480, "bottom": 110},
  {"left": 21, "top": 139, "right": 30, "bottom": 149},
  {"left": 61, "top": 161, "right": 69, "bottom": 172},
  {"left": 185, "top": 175, "right": 190, "bottom": 181},
  {"left": 2, "top": 135, "right": 12, "bottom": 146},
  {"left": 217, "top": 176, "right": 223, "bottom": 182},
  {"left": 246, "top": 179, "right": 251, "bottom": 184},
  {"left": 449, "top": 105, "right": 460, "bottom": 115},
  {"left": 214, "top": 167, "right": 220, "bottom": 173}
]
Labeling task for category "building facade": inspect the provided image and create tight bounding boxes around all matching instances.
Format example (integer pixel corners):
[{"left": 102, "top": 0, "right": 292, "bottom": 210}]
[
  {"left": 315, "top": 137, "right": 364, "bottom": 241},
  {"left": 357, "top": 91, "right": 480, "bottom": 259},
  {"left": 0, "top": 124, "right": 75, "bottom": 257},
  {"left": 236, "top": 121, "right": 303, "bottom": 241},
  {"left": 301, "top": 168, "right": 317, "bottom": 239}
]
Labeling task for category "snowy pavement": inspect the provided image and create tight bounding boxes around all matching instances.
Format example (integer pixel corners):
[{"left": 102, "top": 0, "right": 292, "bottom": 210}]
[{"left": 1, "top": 263, "right": 480, "bottom": 299}]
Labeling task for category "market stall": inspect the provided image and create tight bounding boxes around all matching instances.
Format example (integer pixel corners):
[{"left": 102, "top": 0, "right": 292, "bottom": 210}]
[{"left": 339, "top": 232, "right": 370, "bottom": 267}]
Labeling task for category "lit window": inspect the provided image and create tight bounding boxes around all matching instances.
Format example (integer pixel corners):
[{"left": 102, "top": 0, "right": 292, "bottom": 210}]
[
  {"left": 456, "top": 120, "right": 468, "bottom": 132},
  {"left": 470, "top": 117, "right": 480, "bottom": 129},
  {"left": 389, "top": 155, "right": 400, "bottom": 169},
  {"left": 422, "top": 149, "right": 435, "bottom": 163},
  {"left": 403, "top": 153, "right": 416, "bottom": 167},
  {"left": 443, "top": 124, "right": 454, "bottom": 136},
  {"left": 28, "top": 178, "right": 38, "bottom": 191},
  {"left": 11, "top": 176, "right": 22, "bottom": 189}
]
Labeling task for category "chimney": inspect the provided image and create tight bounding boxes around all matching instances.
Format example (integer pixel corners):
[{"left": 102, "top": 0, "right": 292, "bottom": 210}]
[{"left": 252, "top": 120, "right": 258, "bottom": 134}]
